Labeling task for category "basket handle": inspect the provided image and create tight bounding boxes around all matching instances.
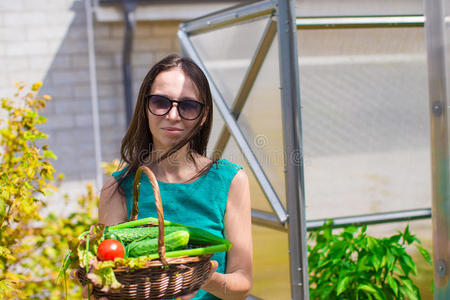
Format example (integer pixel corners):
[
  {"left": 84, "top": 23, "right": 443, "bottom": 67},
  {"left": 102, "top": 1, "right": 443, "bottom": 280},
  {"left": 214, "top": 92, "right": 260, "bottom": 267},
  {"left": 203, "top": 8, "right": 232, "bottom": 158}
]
[{"left": 130, "top": 165, "right": 168, "bottom": 265}]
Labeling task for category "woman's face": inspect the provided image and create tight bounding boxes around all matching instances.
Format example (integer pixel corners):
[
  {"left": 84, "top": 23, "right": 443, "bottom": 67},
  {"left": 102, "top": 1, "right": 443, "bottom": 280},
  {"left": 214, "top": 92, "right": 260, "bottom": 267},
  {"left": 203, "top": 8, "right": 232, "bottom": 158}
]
[{"left": 147, "top": 67, "right": 203, "bottom": 153}]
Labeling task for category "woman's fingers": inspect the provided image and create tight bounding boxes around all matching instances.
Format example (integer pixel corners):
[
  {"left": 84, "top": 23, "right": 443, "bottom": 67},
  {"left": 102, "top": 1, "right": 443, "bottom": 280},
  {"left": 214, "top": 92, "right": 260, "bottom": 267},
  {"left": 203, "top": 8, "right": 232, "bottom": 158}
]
[
  {"left": 208, "top": 260, "right": 218, "bottom": 281},
  {"left": 210, "top": 260, "right": 218, "bottom": 273}
]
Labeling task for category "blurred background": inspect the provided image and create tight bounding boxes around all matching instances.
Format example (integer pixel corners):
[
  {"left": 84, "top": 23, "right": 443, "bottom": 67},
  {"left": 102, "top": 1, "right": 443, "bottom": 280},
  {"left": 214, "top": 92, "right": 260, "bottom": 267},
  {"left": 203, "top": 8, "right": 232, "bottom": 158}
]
[{"left": 0, "top": 0, "right": 435, "bottom": 298}]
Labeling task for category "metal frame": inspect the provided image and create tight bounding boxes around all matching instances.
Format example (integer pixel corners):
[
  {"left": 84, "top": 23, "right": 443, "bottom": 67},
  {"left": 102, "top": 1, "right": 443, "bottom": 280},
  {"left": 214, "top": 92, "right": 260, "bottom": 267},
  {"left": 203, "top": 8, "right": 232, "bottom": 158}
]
[
  {"left": 424, "top": 0, "right": 450, "bottom": 298},
  {"left": 211, "top": 19, "right": 277, "bottom": 161},
  {"left": 181, "top": 0, "right": 277, "bottom": 35},
  {"left": 253, "top": 208, "right": 432, "bottom": 232},
  {"left": 122, "top": 0, "right": 138, "bottom": 127},
  {"left": 177, "top": 1, "right": 440, "bottom": 299},
  {"left": 296, "top": 15, "right": 425, "bottom": 29},
  {"left": 276, "top": 1, "right": 309, "bottom": 298}
]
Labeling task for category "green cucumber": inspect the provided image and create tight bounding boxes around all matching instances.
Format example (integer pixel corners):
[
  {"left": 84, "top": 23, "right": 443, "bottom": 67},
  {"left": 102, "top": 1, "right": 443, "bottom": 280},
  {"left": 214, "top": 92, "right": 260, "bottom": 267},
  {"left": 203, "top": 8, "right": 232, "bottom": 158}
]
[
  {"left": 107, "top": 217, "right": 232, "bottom": 251},
  {"left": 127, "top": 230, "right": 190, "bottom": 258},
  {"left": 108, "top": 226, "right": 185, "bottom": 245}
]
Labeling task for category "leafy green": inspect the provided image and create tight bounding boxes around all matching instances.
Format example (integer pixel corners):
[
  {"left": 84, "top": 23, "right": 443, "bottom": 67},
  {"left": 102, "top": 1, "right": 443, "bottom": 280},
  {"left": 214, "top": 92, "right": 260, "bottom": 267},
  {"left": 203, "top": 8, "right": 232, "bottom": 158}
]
[
  {"left": 308, "top": 221, "right": 432, "bottom": 299},
  {"left": 87, "top": 264, "right": 121, "bottom": 292}
]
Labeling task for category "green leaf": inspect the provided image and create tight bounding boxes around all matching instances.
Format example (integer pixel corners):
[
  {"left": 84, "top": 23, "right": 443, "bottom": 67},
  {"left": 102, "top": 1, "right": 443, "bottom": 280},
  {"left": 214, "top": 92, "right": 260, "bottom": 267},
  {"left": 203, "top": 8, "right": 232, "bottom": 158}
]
[
  {"left": 369, "top": 254, "right": 382, "bottom": 271},
  {"left": 336, "top": 276, "right": 350, "bottom": 296},
  {"left": 357, "top": 284, "right": 385, "bottom": 300},
  {"left": 386, "top": 274, "right": 398, "bottom": 296},
  {"left": 0, "top": 279, "right": 17, "bottom": 297},
  {"left": 385, "top": 249, "right": 395, "bottom": 271},
  {"left": 388, "top": 234, "right": 401, "bottom": 244},
  {"left": 367, "top": 236, "right": 378, "bottom": 251},
  {"left": 43, "top": 150, "right": 57, "bottom": 160},
  {"left": 37, "top": 115, "right": 47, "bottom": 123},
  {"left": 344, "top": 225, "right": 358, "bottom": 233},
  {"left": 393, "top": 265, "right": 402, "bottom": 274},
  {"left": 318, "top": 284, "right": 333, "bottom": 299},
  {"left": 23, "top": 131, "right": 34, "bottom": 141},
  {"left": 358, "top": 284, "right": 377, "bottom": 294},
  {"left": 399, "top": 283, "right": 419, "bottom": 300},
  {"left": 87, "top": 266, "right": 122, "bottom": 292},
  {"left": 359, "top": 225, "right": 368, "bottom": 236},
  {"left": 402, "top": 225, "right": 419, "bottom": 245},
  {"left": 416, "top": 245, "right": 432, "bottom": 265},
  {"left": 400, "top": 254, "right": 417, "bottom": 275},
  {"left": 401, "top": 277, "right": 415, "bottom": 292},
  {"left": 24, "top": 181, "right": 33, "bottom": 190}
]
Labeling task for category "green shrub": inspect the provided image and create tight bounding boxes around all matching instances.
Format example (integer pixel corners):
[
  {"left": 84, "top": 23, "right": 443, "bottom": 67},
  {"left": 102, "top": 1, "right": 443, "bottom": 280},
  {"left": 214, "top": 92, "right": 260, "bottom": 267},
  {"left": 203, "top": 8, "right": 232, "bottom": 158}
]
[
  {"left": 0, "top": 82, "right": 102, "bottom": 299},
  {"left": 0, "top": 82, "right": 57, "bottom": 298},
  {"left": 308, "top": 221, "right": 432, "bottom": 300}
]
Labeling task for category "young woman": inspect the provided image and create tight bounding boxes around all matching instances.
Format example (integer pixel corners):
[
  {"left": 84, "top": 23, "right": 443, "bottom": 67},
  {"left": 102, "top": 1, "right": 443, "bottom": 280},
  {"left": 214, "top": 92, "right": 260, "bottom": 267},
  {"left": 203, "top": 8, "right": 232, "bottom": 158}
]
[{"left": 95, "top": 54, "right": 252, "bottom": 300}]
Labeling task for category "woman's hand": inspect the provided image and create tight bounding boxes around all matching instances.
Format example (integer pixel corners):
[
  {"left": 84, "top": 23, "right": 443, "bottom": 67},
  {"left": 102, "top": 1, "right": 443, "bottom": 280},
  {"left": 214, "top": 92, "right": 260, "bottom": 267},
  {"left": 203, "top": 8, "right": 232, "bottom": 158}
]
[{"left": 176, "top": 260, "right": 219, "bottom": 300}]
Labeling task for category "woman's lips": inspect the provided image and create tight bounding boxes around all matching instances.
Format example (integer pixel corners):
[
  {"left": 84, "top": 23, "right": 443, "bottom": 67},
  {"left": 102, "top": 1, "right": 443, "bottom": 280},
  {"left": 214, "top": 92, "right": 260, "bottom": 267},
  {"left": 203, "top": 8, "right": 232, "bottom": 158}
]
[{"left": 162, "top": 127, "right": 183, "bottom": 134}]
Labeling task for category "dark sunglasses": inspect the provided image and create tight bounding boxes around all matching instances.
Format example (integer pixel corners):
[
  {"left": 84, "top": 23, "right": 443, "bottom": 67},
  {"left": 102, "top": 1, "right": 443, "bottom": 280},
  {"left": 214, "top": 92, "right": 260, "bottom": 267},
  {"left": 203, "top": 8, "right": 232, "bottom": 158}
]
[{"left": 145, "top": 94, "right": 204, "bottom": 120}]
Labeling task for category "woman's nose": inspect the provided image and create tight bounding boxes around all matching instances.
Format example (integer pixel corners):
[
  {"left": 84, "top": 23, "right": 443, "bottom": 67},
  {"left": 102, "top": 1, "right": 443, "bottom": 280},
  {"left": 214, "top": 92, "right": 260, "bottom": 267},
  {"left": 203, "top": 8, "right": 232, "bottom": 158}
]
[{"left": 167, "top": 103, "right": 181, "bottom": 120}]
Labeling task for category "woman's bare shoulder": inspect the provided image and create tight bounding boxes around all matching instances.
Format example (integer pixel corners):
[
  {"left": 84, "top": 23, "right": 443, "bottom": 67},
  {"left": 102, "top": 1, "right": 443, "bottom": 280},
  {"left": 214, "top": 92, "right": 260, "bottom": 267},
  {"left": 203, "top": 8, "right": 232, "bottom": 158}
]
[
  {"left": 101, "top": 176, "right": 120, "bottom": 191},
  {"left": 229, "top": 169, "right": 249, "bottom": 197}
]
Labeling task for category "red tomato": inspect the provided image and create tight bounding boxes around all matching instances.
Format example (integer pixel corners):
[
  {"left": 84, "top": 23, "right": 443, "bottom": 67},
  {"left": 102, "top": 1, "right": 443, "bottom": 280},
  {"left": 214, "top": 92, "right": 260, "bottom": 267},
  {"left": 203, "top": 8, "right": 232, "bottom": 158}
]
[{"left": 97, "top": 239, "right": 125, "bottom": 261}]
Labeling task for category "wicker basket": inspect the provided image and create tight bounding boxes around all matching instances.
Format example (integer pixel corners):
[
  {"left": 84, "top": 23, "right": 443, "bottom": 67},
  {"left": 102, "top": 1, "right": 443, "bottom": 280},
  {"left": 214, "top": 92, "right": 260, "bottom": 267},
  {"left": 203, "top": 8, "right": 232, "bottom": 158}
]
[{"left": 77, "top": 165, "right": 212, "bottom": 299}]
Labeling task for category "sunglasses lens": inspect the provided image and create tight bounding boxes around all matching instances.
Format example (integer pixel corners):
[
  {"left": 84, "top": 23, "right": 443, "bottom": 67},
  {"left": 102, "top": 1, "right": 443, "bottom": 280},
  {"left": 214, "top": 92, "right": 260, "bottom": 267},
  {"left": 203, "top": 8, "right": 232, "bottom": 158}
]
[
  {"left": 148, "top": 95, "right": 171, "bottom": 115},
  {"left": 147, "top": 95, "right": 203, "bottom": 120},
  {"left": 178, "top": 100, "right": 203, "bottom": 120}
]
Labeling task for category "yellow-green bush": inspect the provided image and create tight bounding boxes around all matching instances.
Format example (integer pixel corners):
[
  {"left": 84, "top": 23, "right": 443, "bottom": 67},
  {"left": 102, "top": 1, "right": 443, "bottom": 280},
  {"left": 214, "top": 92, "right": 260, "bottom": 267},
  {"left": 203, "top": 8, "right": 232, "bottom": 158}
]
[{"left": 0, "top": 83, "right": 103, "bottom": 299}]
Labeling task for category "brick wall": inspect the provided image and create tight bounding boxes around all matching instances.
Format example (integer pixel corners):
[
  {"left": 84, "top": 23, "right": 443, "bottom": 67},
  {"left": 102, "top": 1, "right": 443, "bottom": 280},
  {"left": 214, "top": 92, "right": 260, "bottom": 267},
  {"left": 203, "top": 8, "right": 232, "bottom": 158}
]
[{"left": 0, "top": 0, "right": 181, "bottom": 183}]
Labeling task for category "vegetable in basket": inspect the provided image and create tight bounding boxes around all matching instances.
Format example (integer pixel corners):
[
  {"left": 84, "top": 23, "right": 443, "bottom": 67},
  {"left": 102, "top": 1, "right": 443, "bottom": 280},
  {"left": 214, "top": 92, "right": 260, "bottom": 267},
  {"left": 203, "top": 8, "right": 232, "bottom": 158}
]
[
  {"left": 59, "top": 217, "right": 233, "bottom": 295},
  {"left": 126, "top": 230, "right": 190, "bottom": 258},
  {"left": 97, "top": 239, "right": 125, "bottom": 261}
]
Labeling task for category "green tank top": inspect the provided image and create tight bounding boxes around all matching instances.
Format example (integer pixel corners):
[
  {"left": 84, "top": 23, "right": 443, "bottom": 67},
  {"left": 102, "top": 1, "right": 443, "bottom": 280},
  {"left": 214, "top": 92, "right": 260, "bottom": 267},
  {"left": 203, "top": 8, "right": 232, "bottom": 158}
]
[{"left": 112, "top": 159, "right": 243, "bottom": 300}]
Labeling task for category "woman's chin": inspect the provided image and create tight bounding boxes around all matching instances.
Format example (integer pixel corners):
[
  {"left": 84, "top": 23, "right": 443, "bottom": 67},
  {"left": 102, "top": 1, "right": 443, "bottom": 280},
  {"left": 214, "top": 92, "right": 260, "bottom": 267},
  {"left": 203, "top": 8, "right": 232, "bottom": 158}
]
[{"left": 154, "top": 138, "right": 185, "bottom": 152}]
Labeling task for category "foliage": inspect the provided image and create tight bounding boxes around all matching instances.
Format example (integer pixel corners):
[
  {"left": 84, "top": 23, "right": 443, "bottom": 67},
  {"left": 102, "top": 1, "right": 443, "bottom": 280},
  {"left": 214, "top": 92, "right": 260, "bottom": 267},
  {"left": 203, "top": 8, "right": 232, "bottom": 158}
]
[
  {"left": 0, "top": 82, "right": 107, "bottom": 299},
  {"left": 0, "top": 82, "right": 57, "bottom": 298},
  {"left": 25, "top": 184, "right": 99, "bottom": 299},
  {"left": 308, "top": 221, "right": 432, "bottom": 300}
]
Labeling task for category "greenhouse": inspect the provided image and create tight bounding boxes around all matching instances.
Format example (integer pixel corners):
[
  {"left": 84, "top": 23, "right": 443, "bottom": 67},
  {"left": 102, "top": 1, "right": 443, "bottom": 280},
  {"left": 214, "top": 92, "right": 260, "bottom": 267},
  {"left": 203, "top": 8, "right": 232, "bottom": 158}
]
[{"left": 171, "top": 0, "right": 448, "bottom": 298}]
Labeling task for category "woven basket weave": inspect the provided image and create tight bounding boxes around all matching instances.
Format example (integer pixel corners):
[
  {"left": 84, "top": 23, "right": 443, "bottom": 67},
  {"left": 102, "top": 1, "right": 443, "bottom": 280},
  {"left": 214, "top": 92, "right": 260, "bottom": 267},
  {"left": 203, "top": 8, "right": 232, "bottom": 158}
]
[{"left": 77, "top": 165, "right": 212, "bottom": 299}]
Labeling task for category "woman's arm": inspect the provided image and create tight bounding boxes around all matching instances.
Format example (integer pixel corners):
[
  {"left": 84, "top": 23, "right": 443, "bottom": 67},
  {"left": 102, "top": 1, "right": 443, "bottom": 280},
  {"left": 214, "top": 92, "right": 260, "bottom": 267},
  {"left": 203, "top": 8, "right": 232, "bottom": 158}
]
[
  {"left": 80, "top": 177, "right": 127, "bottom": 299},
  {"left": 98, "top": 177, "right": 127, "bottom": 226},
  {"left": 202, "top": 169, "right": 253, "bottom": 299}
]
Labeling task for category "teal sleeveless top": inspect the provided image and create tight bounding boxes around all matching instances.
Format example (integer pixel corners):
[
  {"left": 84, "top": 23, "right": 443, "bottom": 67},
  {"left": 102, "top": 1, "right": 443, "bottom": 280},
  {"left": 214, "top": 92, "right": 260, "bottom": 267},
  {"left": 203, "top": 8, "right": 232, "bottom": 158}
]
[{"left": 112, "top": 159, "right": 243, "bottom": 300}]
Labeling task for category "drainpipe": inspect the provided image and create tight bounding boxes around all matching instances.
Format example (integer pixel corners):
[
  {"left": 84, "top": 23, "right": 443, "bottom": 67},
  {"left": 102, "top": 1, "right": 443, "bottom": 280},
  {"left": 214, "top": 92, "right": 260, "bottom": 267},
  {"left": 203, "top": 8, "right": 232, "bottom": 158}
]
[
  {"left": 122, "top": 0, "right": 137, "bottom": 127},
  {"left": 85, "top": 0, "right": 103, "bottom": 191}
]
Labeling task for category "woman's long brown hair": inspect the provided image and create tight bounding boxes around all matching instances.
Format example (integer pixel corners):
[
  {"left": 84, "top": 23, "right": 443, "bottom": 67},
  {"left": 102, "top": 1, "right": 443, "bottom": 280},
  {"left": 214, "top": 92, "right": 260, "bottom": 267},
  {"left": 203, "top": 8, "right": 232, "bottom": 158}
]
[{"left": 114, "top": 54, "right": 214, "bottom": 192}]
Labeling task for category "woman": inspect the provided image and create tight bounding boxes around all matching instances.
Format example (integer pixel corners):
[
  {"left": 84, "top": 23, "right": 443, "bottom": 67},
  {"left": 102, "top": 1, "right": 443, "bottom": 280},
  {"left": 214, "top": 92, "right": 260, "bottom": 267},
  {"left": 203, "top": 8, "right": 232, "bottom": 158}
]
[{"left": 93, "top": 54, "right": 252, "bottom": 300}]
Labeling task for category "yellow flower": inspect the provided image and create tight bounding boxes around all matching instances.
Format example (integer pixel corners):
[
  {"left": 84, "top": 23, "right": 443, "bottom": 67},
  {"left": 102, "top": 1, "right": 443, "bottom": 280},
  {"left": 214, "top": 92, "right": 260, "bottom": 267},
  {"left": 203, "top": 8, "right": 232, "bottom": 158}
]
[
  {"left": 43, "top": 95, "right": 52, "bottom": 101},
  {"left": 31, "top": 81, "right": 43, "bottom": 92}
]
